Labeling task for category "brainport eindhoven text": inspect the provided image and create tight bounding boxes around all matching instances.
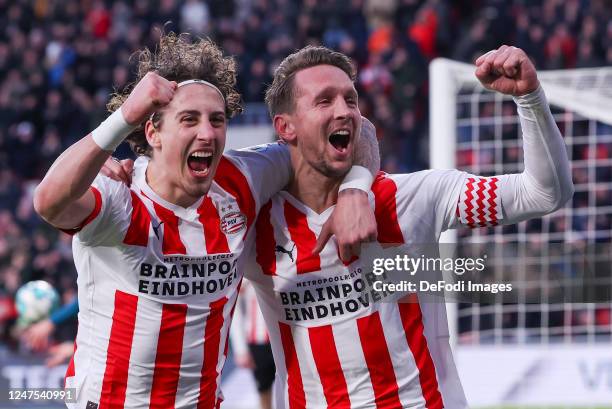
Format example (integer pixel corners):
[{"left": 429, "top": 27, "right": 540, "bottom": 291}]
[
  {"left": 373, "top": 280, "right": 513, "bottom": 294},
  {"left": 137, "top": 255, "right": 238, "bottom": 296}
]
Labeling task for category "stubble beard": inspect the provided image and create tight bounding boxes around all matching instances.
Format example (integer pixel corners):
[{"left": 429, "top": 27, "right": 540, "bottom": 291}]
[{"left": 309, "top": 156, "right": 351, "bottom": 180}]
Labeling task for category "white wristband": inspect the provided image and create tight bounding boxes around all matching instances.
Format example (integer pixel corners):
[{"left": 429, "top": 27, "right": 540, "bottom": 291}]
[
  {"left": 91, "top": 108, "right": 137, "bottom": 152},
  {"left": 339, "top": 166, "right": 374, "bottom": 193}
]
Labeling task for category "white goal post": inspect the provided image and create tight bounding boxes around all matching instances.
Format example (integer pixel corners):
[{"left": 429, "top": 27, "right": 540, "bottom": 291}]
[
  {"left": 430, "top": 59, "right": 612, "bottom": 345},
  {"left": 430, "top": 58, "right": 612, "bottom": 171},
  {"left": 429, "top": 59, "right": 612, "bottom": 406}
]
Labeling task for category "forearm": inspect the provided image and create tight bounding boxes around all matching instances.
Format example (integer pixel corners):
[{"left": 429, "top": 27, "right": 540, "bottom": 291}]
[
  {"left": 501, "top": 87, "right": 574, "bottom": 222},
  {"left": 313, "top": 119, "right": 380, "bottom": 259},
  {"left": 336, "top": 118, "right": 380, "bottom": 194},
  {"left": 353, "top": 119, "right": 381, "bottom": 177},
  {"left": 34, "top": 136, "right": 109, "bottom": 221},
  {"left": 34, "top": 109, "right": 134, "bottom": 226}
]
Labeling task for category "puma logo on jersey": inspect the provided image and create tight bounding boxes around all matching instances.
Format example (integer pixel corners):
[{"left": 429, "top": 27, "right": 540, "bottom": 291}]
[
  {"left": 152, "top": 221, "right": 164, "bottom": 239},
  {"left": 275, "top": 243, "right": 295, "bottom": 262}
]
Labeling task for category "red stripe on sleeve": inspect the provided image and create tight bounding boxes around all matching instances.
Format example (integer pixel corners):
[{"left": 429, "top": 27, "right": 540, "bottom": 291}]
[
  {"left": 284, "top": 201, "right": 320, "bottom": 274},
  {"left": 99, "top": 291, "right": 138, "bottom": 409},
  {"left": 82, "top": 187, "right": 102, "bottom": 227},
  {"left": 279, "top": 322, "right": 306, "bottom": 409},
  {"left": 308, "top": 325, "right": 351, "bottom": 408},
  {"left": 151, "top": 201, "right": 187, "bottom": 255},
  {"left": 356, "top": 311, "right": 403, "bottom": 409},
  {"left": 198, "top": 197, "right": 230, "bottom": 254},
  {"left": 214, "top": 157, "right": 256, "bottom": 234},
  {"left": 60, "top": 186, "right": 103, "bottom": 235},
  {"left": 123, "top": 191, "right": 151, "bottom": 247},
  {"left": 486, "top": 178, "right": 499, "bottom": 226},
  {"left": 197, "top": 297, "right": 229, "bottom": 409},
  {"left": 149, "top": 303, "right": 188, "bottom": 409},
  {"left": 398, "top": 298, "right": 444, "bottom": 409},
  {"left": 463, "top": 178, "right": 476, "bottom": 228},
  {"left": 475, "top": 178, "right": 488, "bottom": 227},
  {"left": 371, "top": 173, "right": 404, "bottom": 244},
  {"left": 255, "top": 200, "right": 276, "bottom": 275}
]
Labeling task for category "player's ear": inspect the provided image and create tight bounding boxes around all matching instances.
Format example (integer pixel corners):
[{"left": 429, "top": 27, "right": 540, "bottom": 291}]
[
  {"left": 144, "top": 117, "right": 161, "bottom": 149},
  {"left": 273, "top": 114, "right": 296, "bottom": 144}
]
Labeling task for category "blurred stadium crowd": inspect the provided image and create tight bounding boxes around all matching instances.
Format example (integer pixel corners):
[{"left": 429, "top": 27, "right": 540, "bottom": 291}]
[{"left": 1, "top": 0, "right": 611, "bottom": 348}]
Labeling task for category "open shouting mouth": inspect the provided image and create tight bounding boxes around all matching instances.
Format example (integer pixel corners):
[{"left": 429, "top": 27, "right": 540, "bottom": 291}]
[
  {"left": 328, "top": 129, "right": 351, "bottom": 154},
  {"left": 187, "top": 150, "right": 213, "bottom": 177}
]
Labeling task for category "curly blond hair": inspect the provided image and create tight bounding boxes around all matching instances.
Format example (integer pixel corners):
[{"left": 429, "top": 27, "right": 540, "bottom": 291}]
[{"left": 107, "top": 32, "right": 242, "bottom": 156}]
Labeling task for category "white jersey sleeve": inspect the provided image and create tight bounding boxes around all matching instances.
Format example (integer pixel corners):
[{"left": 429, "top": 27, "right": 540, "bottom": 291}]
[
  {"left": 72, "top": 174, "right": 133, "bottom": 247},
  {"left": 377, "top": 169, "right": 474, "bottom": 234},
  {"left": 223, "top": 142, "right": 292, "bottom": 210},
  {"left": 403, "top": 87, "right": 573, "bottom": 231},
  {"left": 497, "top": 87, "right": 574, "bottom": 222}
]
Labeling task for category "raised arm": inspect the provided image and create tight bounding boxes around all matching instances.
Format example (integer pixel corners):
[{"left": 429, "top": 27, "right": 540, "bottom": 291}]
[
  {"left": 33, "top": 131, "right": 111, "bottom": 229},
  {"left": 34, "top": 72, "right": 175, "bottom": 229},
  {"left": 473, "top": 46, "right": 573, "bottom": 223}
]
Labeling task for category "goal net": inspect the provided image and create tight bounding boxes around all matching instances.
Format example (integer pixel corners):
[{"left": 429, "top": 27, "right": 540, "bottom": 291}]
[
  {"left": 430, "top": 59, "right": 612, "bottom": 346},
  {"left": 430, "top": 59, "right": 612, "bottom": 406}
]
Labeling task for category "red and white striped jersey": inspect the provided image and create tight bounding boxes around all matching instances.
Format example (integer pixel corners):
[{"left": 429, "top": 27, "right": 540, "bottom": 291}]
[
  {"left": 246, "top": 170, "right": 503, "bottom": 409},
  {"left": 65, "top": 143, "right": 290, "bottom": 409}
]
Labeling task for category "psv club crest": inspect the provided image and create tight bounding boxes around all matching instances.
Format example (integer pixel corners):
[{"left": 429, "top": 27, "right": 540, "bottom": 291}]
[{"left": 220, "top": 210, "right": 247, "bottom": 234}]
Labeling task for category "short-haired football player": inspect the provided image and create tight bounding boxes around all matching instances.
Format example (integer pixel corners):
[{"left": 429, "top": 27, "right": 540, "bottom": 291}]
[{"left": 243, "top": 45, "right": 573, "bottom": 409}]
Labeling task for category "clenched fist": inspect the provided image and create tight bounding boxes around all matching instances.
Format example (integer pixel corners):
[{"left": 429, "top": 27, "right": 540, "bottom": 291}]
[
  {"left": 475, "top": 45, "right": 539, "bottom": 96},
  {"left": 120, "top": 72, "right": 178, "bottom": 125}
]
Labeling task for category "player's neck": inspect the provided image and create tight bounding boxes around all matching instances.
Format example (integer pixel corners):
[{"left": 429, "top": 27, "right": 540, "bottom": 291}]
[
  {"left": 145, "top": 163, "right": 200, "bottom": 208},
  {"left": 289, "top": 164, "right": 341, "bottom": 214}
]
